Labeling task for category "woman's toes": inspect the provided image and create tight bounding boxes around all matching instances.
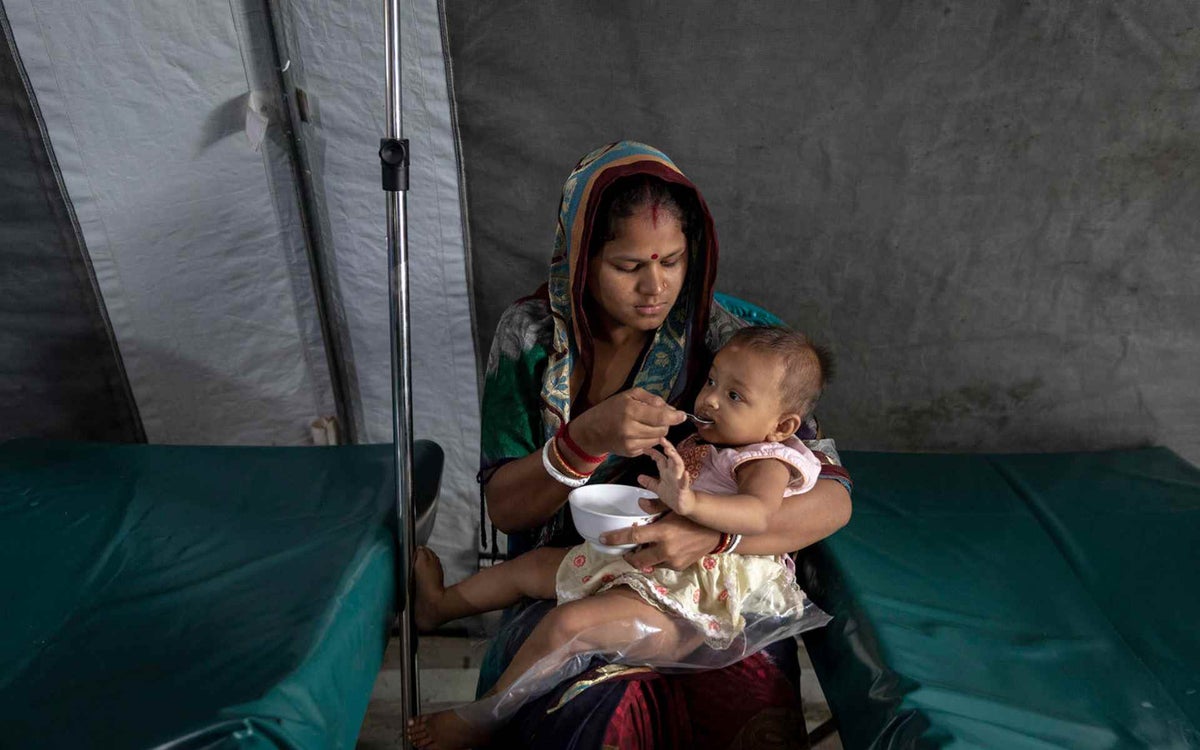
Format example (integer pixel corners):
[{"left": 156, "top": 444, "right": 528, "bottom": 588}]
[
  {"left": 405, "top": 714, "right": 434, "bottom": 748},
  {"left": 416, "top": 709, "right": 491, "bottom": 750}
]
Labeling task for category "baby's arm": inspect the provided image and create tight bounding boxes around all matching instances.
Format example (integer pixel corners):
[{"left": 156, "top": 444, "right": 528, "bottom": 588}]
[{"left": 638, "top": 439, "right": 789, "bottom": 535}]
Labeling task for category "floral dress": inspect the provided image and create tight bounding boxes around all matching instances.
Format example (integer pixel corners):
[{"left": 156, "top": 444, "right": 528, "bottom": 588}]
[{"left": 554, "top": 435, "right": 822, "bottom": 649}]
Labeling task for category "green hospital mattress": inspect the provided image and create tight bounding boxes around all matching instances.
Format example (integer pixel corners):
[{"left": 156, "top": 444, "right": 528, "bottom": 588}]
[
  {"left": 0, "top": 439, "right": 397, "bottom": 749},
  {"left": 800, "top": 448, "right": 1200, "bottom": 749}
]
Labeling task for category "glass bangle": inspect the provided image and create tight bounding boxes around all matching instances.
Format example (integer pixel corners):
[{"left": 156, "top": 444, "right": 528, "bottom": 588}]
[{"left": 542, "top": 439, "right": 589, "bottom": 488}]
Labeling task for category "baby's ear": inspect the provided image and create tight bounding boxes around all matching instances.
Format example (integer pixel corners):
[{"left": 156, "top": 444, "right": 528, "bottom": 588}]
[{"left": 771, "top": 412, "right": 803, "bottom": 441}]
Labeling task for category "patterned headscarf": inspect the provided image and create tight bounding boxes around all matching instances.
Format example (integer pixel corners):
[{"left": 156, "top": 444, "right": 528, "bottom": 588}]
[
  {"left": 479, "top": 142, "right": 720, "bottom": 550},
  {"left": 540, "top": 141, "right": 719, "bottom": 440}
]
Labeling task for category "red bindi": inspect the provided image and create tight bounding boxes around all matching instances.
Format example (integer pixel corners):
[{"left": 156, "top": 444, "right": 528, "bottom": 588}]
[{"left": 650, "top": 253, "right": 659, "bottom": 260}]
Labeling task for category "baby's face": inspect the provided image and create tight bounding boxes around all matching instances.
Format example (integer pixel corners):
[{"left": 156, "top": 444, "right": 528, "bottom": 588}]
[{"left": 692, "top": 344, "right": 788, "bottom": 446}]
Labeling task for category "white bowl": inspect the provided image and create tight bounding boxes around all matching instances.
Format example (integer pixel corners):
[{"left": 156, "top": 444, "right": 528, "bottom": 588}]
[{"left": 568, "top": 484, "right": 663, "bottom": 555}]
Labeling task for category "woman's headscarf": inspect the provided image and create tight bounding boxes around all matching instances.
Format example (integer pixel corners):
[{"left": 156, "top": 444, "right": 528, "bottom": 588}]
[
  {"left": 480, "top": 141, "right": 720, "bottom": 550},
  {"left": 542, "top": 141, "right": 719, "bottom": 440}
]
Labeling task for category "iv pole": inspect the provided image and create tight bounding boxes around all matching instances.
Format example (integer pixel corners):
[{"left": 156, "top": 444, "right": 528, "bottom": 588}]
[{"left": 379, "top": 0, "right": 419, "bottom": 740}]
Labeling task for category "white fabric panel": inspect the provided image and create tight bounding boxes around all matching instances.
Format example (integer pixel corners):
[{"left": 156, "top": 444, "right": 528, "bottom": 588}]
[
  {"left": 6, "top": 0, "right": 335, "bottom": 445},
  {"left": 276, "top": 0, "right": 481, "bottom": 583}
]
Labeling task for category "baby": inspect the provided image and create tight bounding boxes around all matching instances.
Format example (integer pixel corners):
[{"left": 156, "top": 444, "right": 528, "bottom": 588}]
[{"left": 407, "top": 325, "right": 830, "bottom": 749}]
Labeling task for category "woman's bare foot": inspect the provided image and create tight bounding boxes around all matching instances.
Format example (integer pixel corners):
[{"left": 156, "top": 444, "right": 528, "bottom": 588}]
[
  {"left": 413, "top": 546, "right": 448, "bottom": 632},
  {"left": 405, "top": 709, "right": 492, "bottom": 750}
]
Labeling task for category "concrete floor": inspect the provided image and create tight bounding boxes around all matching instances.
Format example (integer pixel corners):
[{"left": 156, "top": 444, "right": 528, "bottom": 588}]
[{"left": 357, "top": 635, "right": 842, "bottom": 749}]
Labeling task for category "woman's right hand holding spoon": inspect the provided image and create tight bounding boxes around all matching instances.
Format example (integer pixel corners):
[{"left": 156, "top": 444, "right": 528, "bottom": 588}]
[{"left": 567, "top": 387, "right": 686, "bottom": 458}]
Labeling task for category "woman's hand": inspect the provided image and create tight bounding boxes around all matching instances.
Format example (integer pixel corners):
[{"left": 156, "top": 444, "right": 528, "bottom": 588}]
[
  {"left": 599, "top": 502, "right": 721, "bottom": 570},
  {"left": 596, "top": 478, "right": 853, "bottom": 565},
  {"left": 569, "top": 388, "right": 686, "bottom": 458},
  {"left": 486, "top": 388, "right": 683, "bottom": 533}
]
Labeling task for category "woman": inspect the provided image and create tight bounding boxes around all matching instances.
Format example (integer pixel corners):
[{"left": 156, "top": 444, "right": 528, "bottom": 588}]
[{"left": 477, "top": 141, "right": 851, "bottom": 748}]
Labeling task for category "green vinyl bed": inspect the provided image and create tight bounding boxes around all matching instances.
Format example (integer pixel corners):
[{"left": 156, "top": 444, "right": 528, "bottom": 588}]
[
  {"left": 0, "top": 438, "right": 434, "bottom": 750},
  {"left": 800, "top": 448, "right": 1200, "bottom": 750},
  {"left": 5, "top": 439, "right": 1197, "bottom": 749}
]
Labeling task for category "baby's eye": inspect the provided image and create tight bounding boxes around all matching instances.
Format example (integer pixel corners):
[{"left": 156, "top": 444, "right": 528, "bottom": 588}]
[
  {"left": 705, "top": 376, "right": 715, "bottom": 386},
  {"left": 728, "top": 391, "right": 742, "bottom": 402}
]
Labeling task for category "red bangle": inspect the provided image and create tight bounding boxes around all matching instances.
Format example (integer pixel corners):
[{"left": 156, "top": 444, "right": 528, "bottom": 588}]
[
  {"left": 548, "top": 435, "right": 592, "bottom": 479},
  {"left": 557, "top": 422, "right": 606, "bottom": 464},
  {"left": 709, "top": 533, "right": 730, "bottom": 555}
]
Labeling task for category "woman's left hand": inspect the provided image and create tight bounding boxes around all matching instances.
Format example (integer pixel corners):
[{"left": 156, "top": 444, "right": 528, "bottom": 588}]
[{"left": 600, "top": 501, "right": 721, "bottom": 570}]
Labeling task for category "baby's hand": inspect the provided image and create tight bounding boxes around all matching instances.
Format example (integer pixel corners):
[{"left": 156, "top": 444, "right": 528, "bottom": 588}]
[{"left": 637, "top": 438, "right": 695, "bottom": 516}]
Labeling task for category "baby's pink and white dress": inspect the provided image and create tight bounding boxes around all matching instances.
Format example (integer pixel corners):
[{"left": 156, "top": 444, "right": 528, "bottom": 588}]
[{"left": 555, "top": 435, "right": 822, "bottom": 649}]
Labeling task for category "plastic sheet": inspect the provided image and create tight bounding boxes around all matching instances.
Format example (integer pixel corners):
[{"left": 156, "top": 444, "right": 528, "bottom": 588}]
[{"left": 452, "top": 556, "right": 830, "bottom": 730}]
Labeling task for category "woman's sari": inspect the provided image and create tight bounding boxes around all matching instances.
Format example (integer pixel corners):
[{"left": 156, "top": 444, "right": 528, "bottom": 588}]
[{"left": 477, "top": 141, "right": 851, "bottom": 748}]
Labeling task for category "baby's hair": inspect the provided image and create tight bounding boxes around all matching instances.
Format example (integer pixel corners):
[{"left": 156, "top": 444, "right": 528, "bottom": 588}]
[
  {"left": 725, "top": 325, "right": 833, "bottom": 417},
  {"left": 590, "top": 174, "right": 700, "bottom": 251}
]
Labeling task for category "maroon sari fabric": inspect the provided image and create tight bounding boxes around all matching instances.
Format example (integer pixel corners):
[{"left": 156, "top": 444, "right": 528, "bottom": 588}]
[{"left": 602, "top": 649, "right": 808, "bottom": 749}]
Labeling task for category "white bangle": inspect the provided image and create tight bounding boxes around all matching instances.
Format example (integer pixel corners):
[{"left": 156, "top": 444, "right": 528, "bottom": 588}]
[
  {"left": 542, "top": 439, "right": 589, "bottom": 488},
  {"left": 726, "top": 534, "right": 743, "bottom": 553}
]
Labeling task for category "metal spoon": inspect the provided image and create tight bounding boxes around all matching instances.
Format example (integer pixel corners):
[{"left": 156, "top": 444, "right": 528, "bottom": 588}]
[{"left": 684, "top": 411, "right": 714, "bottom": 425}]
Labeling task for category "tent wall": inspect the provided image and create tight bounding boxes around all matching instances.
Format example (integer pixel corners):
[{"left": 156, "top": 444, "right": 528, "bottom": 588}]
[
  {"left": 5, "top": 0, "right": 337, "bottom": 445},
  {"left": 268, "top": 0, "right": 481, "bottom": 580},
  {"left": 5, "top": 0, "right": 482, "bottom": 584},
  {"left": 444, "top": 1, "right": 1200, "bottom": 465},
  {"left": 0, "top": 7, "right": 141, "bottom": 443}
]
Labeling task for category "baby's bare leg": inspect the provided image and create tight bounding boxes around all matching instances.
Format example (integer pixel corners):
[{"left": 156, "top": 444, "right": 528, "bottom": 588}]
[
  {"left": 413, "top": 545, "right": 566, "bottom": 631},
  {"left": 408, "top": 590, "right": 686, "bottom": 748},
  {"left": 408, "top": 588, "right": 688, "bottom": 749},
  {"left": 486, "top": 587, "right": 687, "bottom": 698}
]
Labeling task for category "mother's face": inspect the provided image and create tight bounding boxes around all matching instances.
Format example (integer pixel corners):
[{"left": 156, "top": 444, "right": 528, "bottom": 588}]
[{"left": 586, "top": 206, "right": 689, "bottom": 336}]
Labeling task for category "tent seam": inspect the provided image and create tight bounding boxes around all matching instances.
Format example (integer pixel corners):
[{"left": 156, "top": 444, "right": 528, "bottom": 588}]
[{"left": 436, "top": 0, "right": 481, "bottom": 399}]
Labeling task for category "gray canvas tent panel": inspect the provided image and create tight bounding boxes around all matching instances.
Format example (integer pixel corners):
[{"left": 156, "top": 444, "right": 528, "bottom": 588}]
[
  {"left": 1, "top": 0, "right": 467, "bottom": 742},
  {"left": 444, "top": 0, "right": 1200, "bottom": 465},
  {"left": 6, "top": 0, "right": 338, "bottom": 446},
  {"left": 6, "top": 0, "right": 483, "bottom": 585},
  {"left": 266, "top": 0, "right": 482, "bottom": 578}
]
